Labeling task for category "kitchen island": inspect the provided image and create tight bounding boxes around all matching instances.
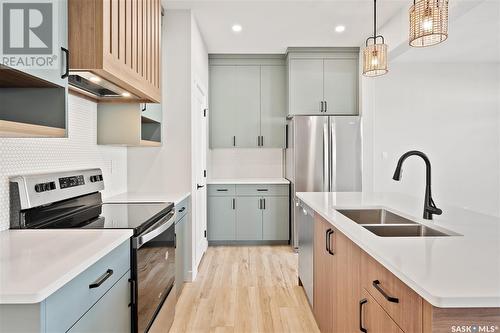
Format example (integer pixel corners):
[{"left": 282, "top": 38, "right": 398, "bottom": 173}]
[{"left": 296, "top": 192, "right": 500, "bottom": 333}]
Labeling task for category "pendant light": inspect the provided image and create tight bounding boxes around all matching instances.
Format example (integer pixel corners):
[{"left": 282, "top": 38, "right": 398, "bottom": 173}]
[
  {"left": 409, "top": 0, "right": 449, "bottom": 47},
  {"left": 363, "top": 0, "right": 388, "bottom": 77}
]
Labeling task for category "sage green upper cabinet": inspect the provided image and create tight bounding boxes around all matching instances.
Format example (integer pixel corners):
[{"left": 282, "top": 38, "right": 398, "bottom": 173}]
[
  {"left": 323, "top": 59, "right": 359, "bottom": 115},
  {"left": 235, "top": 66, "right": 261, "bottom": 148},
  {"left": 209, "top": 66, "right": 238, "bottom": 148},
  {"left": 260, "top": 65, "right": 286, "bottom": 148},
  {"left": 288, "top": 59, "right": 324, "bottom": 115},
  {"left": 287, "top": 48, "right": 360, "bottom": 116},
  {"left": 209, "top": 55, "right": 286, "bottom": 149}
]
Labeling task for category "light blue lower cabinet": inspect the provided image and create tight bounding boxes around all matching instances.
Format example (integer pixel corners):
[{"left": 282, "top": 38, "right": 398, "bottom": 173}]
[
  {"left": 208, "top": 196, "right": 236, "bottom": 240},
  {"left": 235, "top": 197, "right": 263, "bottom": 240},
  {"left": 262, "top": 196, "right": 289, "bottom": 241},
  {"left": 207, "top": 184, "right": 289, "bottom": 243},
  {"left": 68, "top": 271, "right": 131, "bottom": 333}
]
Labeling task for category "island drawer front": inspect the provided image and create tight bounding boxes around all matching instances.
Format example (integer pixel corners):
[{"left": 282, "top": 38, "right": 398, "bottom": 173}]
[
  {"left": 361, "top": 252, "right": 423, "bottom": 333},
  {"left": 236, "top": 184, "right": 288, "bottom": 196},
  {"left": 208, "top": 184, "right": 236, "bottom": 196},
  {"left": 176, "top": 196, "right": 190, "bottom": 220},
  {"left": 45, "top": 240, "right": 131, "bottom": 333}
]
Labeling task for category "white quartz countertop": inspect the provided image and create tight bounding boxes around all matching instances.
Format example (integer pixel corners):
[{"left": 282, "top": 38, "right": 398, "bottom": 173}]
[
  {"left": 0, "top": 229, "right": 133, "bottom": 304},
  {"left": 105, "top": 192, "right": 191, "bottom": 206},
  {"left": 296, "top": 192, "right": 500, "bottom": 308},
  {"left": 207, "top": 178, "right": 290, "bottom": 185}
]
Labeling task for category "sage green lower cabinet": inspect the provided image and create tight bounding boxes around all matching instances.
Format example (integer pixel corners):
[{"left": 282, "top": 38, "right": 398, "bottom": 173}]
[
  {"left": 262, "top": 196, "right": 289, "bottom": 240},
  {"left": 208, "top": 196, "right": 236, "bottom": 241},
  {"left": 207, "top": 184, "right": 289, "bottom": 243},
  {"left": 235, "top": 197, "right": 263, "bottom": 240},
  {"left": 68, "top": 272, "right": 131, "bottom": 333}
]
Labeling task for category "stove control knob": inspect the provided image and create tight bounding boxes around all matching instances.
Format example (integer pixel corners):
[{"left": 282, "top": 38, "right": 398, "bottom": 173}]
[{"left": 34, "top": 184, "right": 44, "bottom": 192}]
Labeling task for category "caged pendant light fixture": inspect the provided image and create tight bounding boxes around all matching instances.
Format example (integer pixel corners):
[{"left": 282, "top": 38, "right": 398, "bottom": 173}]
[
  {"left": 409, "top": 0, "right": 449, "bottom": 47},
  {"left": 363, "top": 0, "right": 388, "bottom": 77}
]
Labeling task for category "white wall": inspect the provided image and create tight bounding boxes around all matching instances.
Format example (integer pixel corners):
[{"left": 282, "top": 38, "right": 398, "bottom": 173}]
[
  {"left": 0, "top": 95, "right": 128, "bottom": 230},
  {"left": 209, "top": 149, "right": 283, "bottom": 179},
  {"left": 364, "top": 62, "right": 500, "bottom": 217}
]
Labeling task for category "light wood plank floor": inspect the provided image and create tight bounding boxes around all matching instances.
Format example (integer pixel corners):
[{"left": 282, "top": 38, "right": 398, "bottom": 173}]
[{"left": 167, "top": 246, "right": 319, "bottom": 333}]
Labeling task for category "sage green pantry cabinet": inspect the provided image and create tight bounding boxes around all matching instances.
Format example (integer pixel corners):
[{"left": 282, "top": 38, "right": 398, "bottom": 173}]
[
  {"left": 207, "top": 183, "right": 289, "bottom": 243},
  {"left": 209, "top": 55, "right": 286, "bottom": 149},
  {"left": 287, "top": 47, "right": 359, "bottom": 116}
]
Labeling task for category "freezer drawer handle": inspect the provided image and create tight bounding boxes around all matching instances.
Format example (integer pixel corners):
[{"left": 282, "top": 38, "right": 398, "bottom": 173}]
[
  {"left": 359, "top": 298, "right": 368, "bottom": 333},
  {"left": 372, "top": 280, "right": 399, "bottom": 303},
  {"left": 89, "top": 269, "right": 113, "bottom": 289}
]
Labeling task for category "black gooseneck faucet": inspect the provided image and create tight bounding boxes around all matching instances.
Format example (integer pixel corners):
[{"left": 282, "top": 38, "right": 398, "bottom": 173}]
[{"left": 392, "top": 150, "right": 443, "bottom": 220}]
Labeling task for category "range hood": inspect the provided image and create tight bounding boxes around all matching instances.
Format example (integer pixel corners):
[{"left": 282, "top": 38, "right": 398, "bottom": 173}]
[{"left": 69, "top": 71, "right": 138, "bottom": 100}]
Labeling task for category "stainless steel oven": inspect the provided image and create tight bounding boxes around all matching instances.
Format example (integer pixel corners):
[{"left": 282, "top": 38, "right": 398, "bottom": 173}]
[{"left": 132, "top": 209, "right": 176, "bottom": 333}]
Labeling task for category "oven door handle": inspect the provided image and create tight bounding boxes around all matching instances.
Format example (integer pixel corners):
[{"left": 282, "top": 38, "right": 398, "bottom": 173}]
[{"left": 136, "top": 210, "right": 176, "bottom": 248}]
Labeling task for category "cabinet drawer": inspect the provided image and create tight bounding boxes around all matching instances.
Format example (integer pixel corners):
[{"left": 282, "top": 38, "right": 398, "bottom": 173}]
[
  {"left": 45, "top": 240, "right": 131, "bottom": 332},
  {"left": 361, "top": 252, "right": 423, "bottom": 333},
  {"left": 208, "top": 184, "right": 236, "bottom": 196},
  {"left": 360, "top": 289, "right": 404, "bottom": 333},
  {"left": 176, "top": 197, "right": 190, "bottom": 221},
  {"left": 68, "top": 271, "right": 131, "bottom": 333},
  {"left": 236, "top": 184, "right": 288, "bottom": 196}
]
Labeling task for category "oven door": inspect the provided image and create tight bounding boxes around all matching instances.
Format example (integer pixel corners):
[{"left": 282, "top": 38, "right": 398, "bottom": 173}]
[{"left": 133, "top": 210, "right": 176, "bottom": 333}]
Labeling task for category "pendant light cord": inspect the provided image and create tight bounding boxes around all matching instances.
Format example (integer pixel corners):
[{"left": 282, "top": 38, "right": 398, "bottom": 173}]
[{"left": 373, "top": 0, "right": 377, "bottom": 39}]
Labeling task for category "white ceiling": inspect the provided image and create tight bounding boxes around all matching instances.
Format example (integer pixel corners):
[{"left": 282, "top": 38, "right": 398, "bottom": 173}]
[
  {"left": 164, "top": 0, "right": 409, "bottom": 53},
  {"left": 394, "top": 0, "right": 500, "bottom": 63}
]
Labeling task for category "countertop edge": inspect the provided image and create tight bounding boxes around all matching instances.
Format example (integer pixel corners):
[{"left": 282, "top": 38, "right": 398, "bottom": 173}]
[
  {"left": 296, "top": 193, "right": 500, "bottom": 309},
  {"left": 207, "top": 178, "right": 290, "bottom": 185},
  {"left": 0, "top": 230, "right": 133, "bottom": 304}
]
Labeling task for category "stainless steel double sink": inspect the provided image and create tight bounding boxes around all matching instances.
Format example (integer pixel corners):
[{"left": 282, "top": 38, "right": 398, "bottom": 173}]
[{"left": 337, "top": 209, "right": 456, "bottom": 237}]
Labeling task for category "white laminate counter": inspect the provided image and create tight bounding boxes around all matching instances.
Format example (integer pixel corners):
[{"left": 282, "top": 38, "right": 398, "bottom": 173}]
[
  {"left": 105, "top": 192, "right": 191, "bottom": 206},
  {"left": 0, "top": 229, "right": 133, "bottom": 304},
  {"left": 208, "top": 178, "right": 290, "bottom": 185},
  {"left": 296, "top": 192, "right": 500, "bottom": 308}
]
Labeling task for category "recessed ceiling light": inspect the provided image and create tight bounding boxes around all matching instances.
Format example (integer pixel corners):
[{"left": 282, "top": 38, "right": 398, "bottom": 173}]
[
  {"left": 89, "top": 76, "right": 101, "bottom": 83},
  {"left": 335, "top": 25, "right": 346, "bottom": 33},
  {"left": 121, "top": 92, "right": 131, "bottom": 97},
  {"left": 232, "top": 24, "right": 242, "bottom": 33}
]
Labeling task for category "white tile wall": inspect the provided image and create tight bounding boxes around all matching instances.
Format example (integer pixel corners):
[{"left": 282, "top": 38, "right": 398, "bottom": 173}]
[
  {"left": 208, "top": 148, "right": 284, "bottom": 179},
  {"left": 0, "top": 95, "right": 128, "bottom": 230}
]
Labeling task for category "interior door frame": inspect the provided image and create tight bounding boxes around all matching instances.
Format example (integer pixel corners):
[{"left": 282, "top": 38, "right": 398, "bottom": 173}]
[{"left": 190, "top": 76, "right": 209, "bottom": 280}]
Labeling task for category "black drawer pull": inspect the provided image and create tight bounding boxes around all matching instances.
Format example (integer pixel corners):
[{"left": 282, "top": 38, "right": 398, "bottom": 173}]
[
  {"left": 89, "top": 269, "right": 113, "bottom": 289},
  {"left": 359, "top": 298, "right": 367, "bottom": 333},
  {"left": 217, "top": 189, "right": 228, "bottom": 192},
  {"left": 178, "top": 207, "right": 186, "bottom": 213},
  {"left": 257, "top": 189, "right": 268, "bottom": 192},
  {"left": 372, "top": 280, "right": 399, "bottom": 303}
]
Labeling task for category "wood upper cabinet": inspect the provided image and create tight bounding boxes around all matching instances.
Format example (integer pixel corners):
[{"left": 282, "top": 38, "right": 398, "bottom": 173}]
[{"left": 69, "top": 0, "right": 161, "bottom": 102}]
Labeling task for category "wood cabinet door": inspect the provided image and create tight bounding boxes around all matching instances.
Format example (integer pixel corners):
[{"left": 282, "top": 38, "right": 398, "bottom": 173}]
[
  {"left": 260, "top": 65, "right": 286, "bottom": 148},
  {"left": 235, "top": 196, "right": 263, "bottom": 240},
  {"left": 323, "top": 58, "right": 358, "bottom": 115},
  {"left": 313, "top": 216, "right": 335, "bottom": 333},
  {"left": 207, "top": 196, "right": 236, "bottom": 241},
  {"left": 360, "top": 289, "right": 404, "bottom": 333},
  {"left": 209, "top": 65, "right": 238, "bottom": 148},
  {"left": 262, "top": 196, "right": 289, "bottom": 240},
  {"left": 332, "top": 228, "right": 362, "bottom": 333},
  {"left": 288, "top": 59, "right": 324, "bottom": 115},
  {"left": 235, "top": 65, "right": 261, "bottom": 148}
]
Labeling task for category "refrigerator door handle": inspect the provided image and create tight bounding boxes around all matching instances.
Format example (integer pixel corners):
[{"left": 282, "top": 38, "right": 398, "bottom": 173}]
[
  {"left": 329, "top": 118, "right": 337, "bottom": 192},
  {"left": 323, "top": 121, "right": 330, "bottom": 192}
]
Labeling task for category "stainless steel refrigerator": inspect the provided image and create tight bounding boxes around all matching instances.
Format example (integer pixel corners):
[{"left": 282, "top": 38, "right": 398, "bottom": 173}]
[{"left": 285, "top": 116, "right": 362, "bottom": 249}]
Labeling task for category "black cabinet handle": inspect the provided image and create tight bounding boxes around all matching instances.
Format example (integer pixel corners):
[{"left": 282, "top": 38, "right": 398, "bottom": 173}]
[
  {"left": 261, "top": 136, "right": 264, "bottom": 146},
  {"left": 359, "top": 298, "right": 367, "bottom": 333},
  {"left": 217, "top": 189, "right": 228, "bottom": 192},
  {"left": 324, "top": 100, "right": 328, "bottom": 112},
  {"left": 232, "top": 198, "right": 235, "bottom": 210},
  {"left": 262, "top": 198, "right": 265, "bottom": 210},
  {"left": 285, "top": 124, "right": 289, "bottom": 149},
  {"left": 259, "top": 198, "right": 262, "bottom": 209},
  {"left": 178, "top": 207, "right": 186, "bottom": 213},
  {"left": 61, "top": 47, "right": 69, "bottom": 79},
  {"left": 325, "top": 228, "right": 331, "bottom": 253},
  {"left": 89, "top": 269, "right": 113, "bottom": 289},
  {"left": 327, "top": 229, "right": 335, "bottom": 255},
  {"left": 257, "top": 189, "right": 268, "bottom": 192},
  {"left": 141, "top": 104, "right": 147, "bottom": 112},
  {"left": 372, "top": 280, "right": 399, "bottom": 303},
  {"left": 233, "top": 136, "right": 236, "bottom": 146},
  {"left": 320, "top": 101, "right": 324, "bottom": 112},
  {"left": 197, "top": 184, "right": 205, "bottom": 189}
]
